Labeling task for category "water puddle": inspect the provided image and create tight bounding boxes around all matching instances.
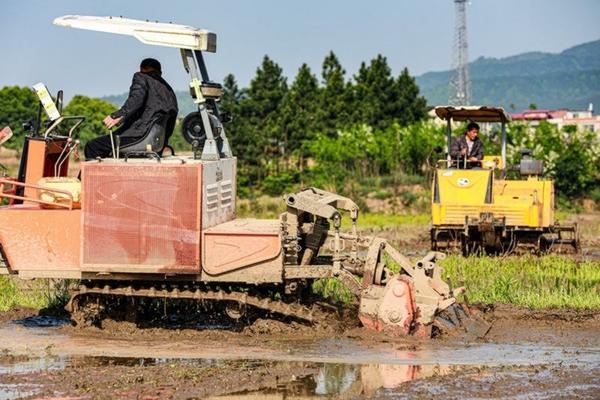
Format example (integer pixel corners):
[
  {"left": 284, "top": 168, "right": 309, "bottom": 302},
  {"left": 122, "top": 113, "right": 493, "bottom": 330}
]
[
  {"left": 0, "top": 383, "right": 41, "bottom": 400},
  {"left": 0, "top": 355, "right": 463, "bottom": 399},
  {"left": 0, "top": 357, "right": 67, "bottom": 374},
  {"left": 0, "top": 316, "right": 598, "bottom": 398},
  {"left": 12, "top": 315, "right": 70, "bottom": 329},
  {"left": 1, "top": 353, "right": 599, "bottom": 399},
  {"left": 206, "top": 363, "right": 463, "bottom": 399}
]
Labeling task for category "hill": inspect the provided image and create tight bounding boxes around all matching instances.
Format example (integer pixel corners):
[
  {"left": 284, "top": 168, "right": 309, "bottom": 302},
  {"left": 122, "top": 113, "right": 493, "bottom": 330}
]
[
  {"left": 416, "top": 39, "right": 600, "bottom": 110},
  {"left": 103, "top": 40, "right": 600, "bottom": 114}
]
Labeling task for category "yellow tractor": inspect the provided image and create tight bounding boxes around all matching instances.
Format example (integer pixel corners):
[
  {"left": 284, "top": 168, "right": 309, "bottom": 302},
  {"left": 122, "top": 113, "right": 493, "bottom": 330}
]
[{"left": 430, "top": 106, "right": 579, "bottom": 255}]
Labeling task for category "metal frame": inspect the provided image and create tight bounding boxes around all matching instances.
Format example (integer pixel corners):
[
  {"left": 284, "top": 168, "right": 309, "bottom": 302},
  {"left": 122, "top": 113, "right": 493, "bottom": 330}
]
[
  {"left": 0, "top": 178, "right": 75, "bottom": 209},
  {"left": 438, "top": 106, "right": 510, "bottom": 172},
  {"left": 54, "top": 15, "right": 232, "bottom": 161},
  {"left": 180, "top": 49, "right": 232, "bottom": 161}
]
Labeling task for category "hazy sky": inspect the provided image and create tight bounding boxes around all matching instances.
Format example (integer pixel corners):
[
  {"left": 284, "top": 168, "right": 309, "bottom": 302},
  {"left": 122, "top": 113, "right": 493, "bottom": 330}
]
[{"left": 1, "top": 0, "right": 599, "bottom": 99}]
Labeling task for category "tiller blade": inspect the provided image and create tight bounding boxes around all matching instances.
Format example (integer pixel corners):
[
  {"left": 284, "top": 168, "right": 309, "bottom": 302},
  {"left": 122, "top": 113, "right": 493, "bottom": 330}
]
[{"left": 357, "top": 241, "right": 490, "bottom": 338}]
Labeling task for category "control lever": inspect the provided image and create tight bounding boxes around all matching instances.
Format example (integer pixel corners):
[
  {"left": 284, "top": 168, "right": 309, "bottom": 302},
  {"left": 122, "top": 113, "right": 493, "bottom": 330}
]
[
  {"left": 115, "top": 136, "right": 121, "bottom": 159},
  {"left": 55, "top": 139, "right": 80, "bottom": 177},
  {"left": 108, "top": 128, "right": 116, "bottom": 159},
  {"left": 54, "top": 137, "right": 73, "bottom": 177}
]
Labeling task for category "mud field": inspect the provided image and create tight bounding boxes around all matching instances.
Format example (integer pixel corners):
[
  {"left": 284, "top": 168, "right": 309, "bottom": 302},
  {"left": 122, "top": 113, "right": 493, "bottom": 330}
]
[{"left": 0, "top": 304, "right": 598, "bottom": 399}]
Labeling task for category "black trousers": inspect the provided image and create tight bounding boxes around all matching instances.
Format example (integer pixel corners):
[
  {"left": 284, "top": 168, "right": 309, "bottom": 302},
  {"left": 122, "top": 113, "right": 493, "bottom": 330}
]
[{"left": 84, "top": 135, "right": 139, "bottom": 160}]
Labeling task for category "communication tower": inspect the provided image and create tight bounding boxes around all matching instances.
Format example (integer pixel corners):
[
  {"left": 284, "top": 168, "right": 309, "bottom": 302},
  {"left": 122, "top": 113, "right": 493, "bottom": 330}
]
[{"left": 449, "top": 0, "right": 472, "bottom": 105}]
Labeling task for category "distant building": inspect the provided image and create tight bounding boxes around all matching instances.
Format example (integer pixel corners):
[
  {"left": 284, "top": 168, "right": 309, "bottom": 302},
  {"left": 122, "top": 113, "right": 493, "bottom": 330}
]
[{"left": 512, "top": 104, "right": 600, "bottom": 133}]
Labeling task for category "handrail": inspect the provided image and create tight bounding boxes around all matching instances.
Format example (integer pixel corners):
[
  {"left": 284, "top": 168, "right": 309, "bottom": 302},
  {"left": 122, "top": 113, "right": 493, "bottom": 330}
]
[
  {"left": 0, "top": 178, "right": 74, "bottom": 210},
  {"left": 44, "top": 115, "right": 86, "bottom": 138},
  {"left": 436, "top": 159, "right": 483, "bottom": 169}
]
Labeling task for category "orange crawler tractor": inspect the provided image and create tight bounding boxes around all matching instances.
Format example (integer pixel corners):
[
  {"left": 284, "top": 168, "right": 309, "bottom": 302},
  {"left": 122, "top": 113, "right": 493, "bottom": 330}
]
[{"left": 0, "top": 16, "right": 488, "bottom": 338}]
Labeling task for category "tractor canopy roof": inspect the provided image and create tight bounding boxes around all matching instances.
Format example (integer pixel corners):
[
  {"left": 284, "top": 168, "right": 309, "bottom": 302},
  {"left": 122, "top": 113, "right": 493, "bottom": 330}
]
[
  {"left": 435, "top": 106, "right": 511, "bottom": 123},
  {"left": 53, "top": 15, "right": 217, "bottom": 52}
]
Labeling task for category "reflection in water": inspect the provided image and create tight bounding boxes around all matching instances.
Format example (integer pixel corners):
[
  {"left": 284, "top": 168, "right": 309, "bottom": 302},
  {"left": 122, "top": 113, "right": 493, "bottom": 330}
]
[
  {"left": 0, "top": 383, "right": 40, "bottom": 400},
  {"left": 12, "top": 315, "right": 70, "bottom": 328},
  {"left": 0, "top": 355, "right": 457, "bottom": 400},
  {"left": 315, "top": 364, "right": 357, "bottom": 395},
  {"left": 0, "top": 357, "right": 67, "bottom": 375},
  {"left": 206, "top": 362, "right": 457, "bottom": 399}
]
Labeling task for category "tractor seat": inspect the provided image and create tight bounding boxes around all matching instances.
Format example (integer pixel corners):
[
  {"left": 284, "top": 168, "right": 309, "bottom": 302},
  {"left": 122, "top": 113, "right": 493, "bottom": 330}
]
[{"left": 119, "top": 114, "right": 169, "bottom": 156}]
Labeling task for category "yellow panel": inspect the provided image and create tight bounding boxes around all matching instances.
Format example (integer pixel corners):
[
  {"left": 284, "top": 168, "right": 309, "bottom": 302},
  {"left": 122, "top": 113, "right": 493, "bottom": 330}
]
[
  {"left": 433, "top": 171, "right": 555, "bottom": 228},
  {"left": 436, "top": 169, "right": 491, "bottom": 205},
  {"left": 482, "top": 155, "right": 503, "bottom": 170},
  {"left": 432, "top": 204, "right": 442, "bottom": 225},
  {"left": 542, "top": 180, "right": 554, "bottom": 226},
  {"left": 494, "top": 177, "right": 553, "bottom": 228}
]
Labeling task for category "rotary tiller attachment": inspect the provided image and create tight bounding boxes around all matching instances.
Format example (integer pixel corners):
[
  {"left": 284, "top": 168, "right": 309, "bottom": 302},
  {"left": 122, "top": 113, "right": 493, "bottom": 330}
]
[{"left": 357, "top": 242, "right": 491, "bottom": 338}]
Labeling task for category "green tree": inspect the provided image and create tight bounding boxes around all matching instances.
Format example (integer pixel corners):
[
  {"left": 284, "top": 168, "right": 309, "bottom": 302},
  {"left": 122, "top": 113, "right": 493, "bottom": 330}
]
[
  {"left": 220, "top": 73, "right": 243, "bottom": 118},
  {"left": 507, "top": 121, "right": 600, "bottom": 199},
  {"left": 219, "top": 73, "right": 245, "bottom": 156},
  {"left": 239, "top": 56, "right": 288, "bottom": 182},
  {"left": 280, "top": 63, "right": 320, "bottom": 160},
  {"left": 62, "top": 95, "right": 117, "bottom": 145},
  {"left": 0, "top": 86, "right": 39, "bottom": 149},
  {"left": 352, "top": 55, "right": 396, "bottom": 130},
  {"left": 319, "top": 51, "right": 351, "bottom": 136},
  {"left": 552, "top": 131, "right": 599, "bottom": 199},
  {"left": 394, "top": 67, "right": 428, "bottom": 126},
  {"left": 395, "top": 122, "right": 446, "bottom": 175}
]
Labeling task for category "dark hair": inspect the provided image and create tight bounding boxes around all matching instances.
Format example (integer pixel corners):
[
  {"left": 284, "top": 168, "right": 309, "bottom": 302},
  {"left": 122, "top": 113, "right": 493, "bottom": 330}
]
[
  {"left": 140, "top": 58, "right": 161, "bottom": 72},
  {"left": 467, "top": 122, "right": 480, "bottom": 132}
]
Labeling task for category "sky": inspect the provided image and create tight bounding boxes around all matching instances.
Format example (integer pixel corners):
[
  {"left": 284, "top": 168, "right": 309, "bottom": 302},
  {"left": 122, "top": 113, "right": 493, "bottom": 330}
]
[{"left": 1, "top": 0, "right": 599, "bottom": 100}]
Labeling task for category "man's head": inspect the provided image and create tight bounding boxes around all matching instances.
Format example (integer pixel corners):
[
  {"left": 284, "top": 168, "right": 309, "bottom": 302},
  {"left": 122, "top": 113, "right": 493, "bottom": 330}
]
[
  {"left": 140, "top": 58, "right": 162, "bottom": 73},
  {"left": 466, "top": 122, "right": 480, "bottom": 141}
]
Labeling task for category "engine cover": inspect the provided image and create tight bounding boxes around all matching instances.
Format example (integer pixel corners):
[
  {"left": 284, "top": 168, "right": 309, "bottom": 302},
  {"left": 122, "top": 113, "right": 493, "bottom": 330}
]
[{"left": 81, "top": 159, "right": 203, "bottom": 273}]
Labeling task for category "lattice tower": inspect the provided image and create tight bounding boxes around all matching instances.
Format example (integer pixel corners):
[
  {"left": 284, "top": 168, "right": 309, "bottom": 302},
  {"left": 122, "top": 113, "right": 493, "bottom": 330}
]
[{"left": 449, "top": 0, "right": 472, "bottom": 105}]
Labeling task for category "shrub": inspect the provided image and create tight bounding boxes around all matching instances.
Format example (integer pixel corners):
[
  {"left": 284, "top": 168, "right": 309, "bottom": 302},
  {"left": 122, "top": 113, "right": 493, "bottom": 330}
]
[{"left": 260, "top": 170, "right": 301, "bottom": 196}]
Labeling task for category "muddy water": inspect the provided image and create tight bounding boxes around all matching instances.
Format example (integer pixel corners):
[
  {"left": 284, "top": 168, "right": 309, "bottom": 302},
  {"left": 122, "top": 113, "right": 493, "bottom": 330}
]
[
  {"left": 0, "top": 313, "right": 599, "bottom": 399},
  {"left": 0, "top": 356, "right": 464, "bottom": 399},
  {"left": 0, "top": 317, "right": 598, "bottom": 366},
  {"left": 1, "top": 354, "right": 598, "bottom": 399}
]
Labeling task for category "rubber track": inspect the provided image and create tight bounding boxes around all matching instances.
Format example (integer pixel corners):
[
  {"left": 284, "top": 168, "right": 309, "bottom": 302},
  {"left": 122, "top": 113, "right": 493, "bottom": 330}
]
[{"left": 68, "top": 284, "right": 330, "bottom": 324}]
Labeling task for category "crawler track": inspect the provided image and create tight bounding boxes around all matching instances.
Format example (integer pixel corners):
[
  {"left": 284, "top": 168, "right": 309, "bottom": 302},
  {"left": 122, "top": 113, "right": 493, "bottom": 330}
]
[{"left": 67, "top": 282, "right": 338, "bottom": 328}]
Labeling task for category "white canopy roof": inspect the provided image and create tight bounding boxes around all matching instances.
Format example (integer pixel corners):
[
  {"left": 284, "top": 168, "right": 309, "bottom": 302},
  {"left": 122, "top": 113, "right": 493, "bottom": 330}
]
[
  {"left": 54, "top": 15, "right": 217, "bottom": 52},
  {"left": 435, "top": 106, "right": 511, "bottom": 123}
]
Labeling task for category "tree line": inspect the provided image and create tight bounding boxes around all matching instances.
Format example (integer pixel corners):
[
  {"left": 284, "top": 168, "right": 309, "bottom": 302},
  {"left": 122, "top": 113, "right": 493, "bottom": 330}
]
[
  {"left": 218, "top": 52, "right": 428, "bottom": 191},
  {"left": 0, "top": 51, "right": 598, "bottom": 205}
]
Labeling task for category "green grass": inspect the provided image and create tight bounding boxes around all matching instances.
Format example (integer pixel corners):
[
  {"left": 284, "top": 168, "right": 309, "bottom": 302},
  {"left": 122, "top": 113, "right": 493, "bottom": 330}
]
[
  {"left": 313, "top": 255, "right": 600, "bottom": 309},
  {"left": 236, "top": 195, "right": 431, "bottom": 229},
  {"left": 343, "top": 213, "right": 430, "bottom": 229},
  {"left": 0, "top": 276, "right": 52, "bottom": 311},
  {"left": 2, "top": 256, "right": 598, "bottom": 312},
  {"left": 312, "top": 278, "right": 356, "bottom": 304},
  {"left": 0, "top": 276, "right": 71, "bottom": 312},
  {"left": 440, "top": 255, "right": 600, "bottom": 309},
  {"left": 237, "top": 196, "right": 285, "bottom": 219}
]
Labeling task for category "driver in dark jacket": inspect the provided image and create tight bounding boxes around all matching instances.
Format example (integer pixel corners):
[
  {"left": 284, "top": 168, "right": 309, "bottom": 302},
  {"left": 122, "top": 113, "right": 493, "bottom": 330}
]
[
  {"left": 84, "top": 58, "right": 178, "bottom": 160},
  {"left": 450, "top": 122, "right": 483, "bottom": 162}
]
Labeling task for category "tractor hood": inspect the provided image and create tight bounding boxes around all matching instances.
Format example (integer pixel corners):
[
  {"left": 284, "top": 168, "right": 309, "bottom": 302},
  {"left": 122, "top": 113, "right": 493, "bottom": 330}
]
[{"left": 53, "top": 15, "right": 217, "bottom": 52}]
